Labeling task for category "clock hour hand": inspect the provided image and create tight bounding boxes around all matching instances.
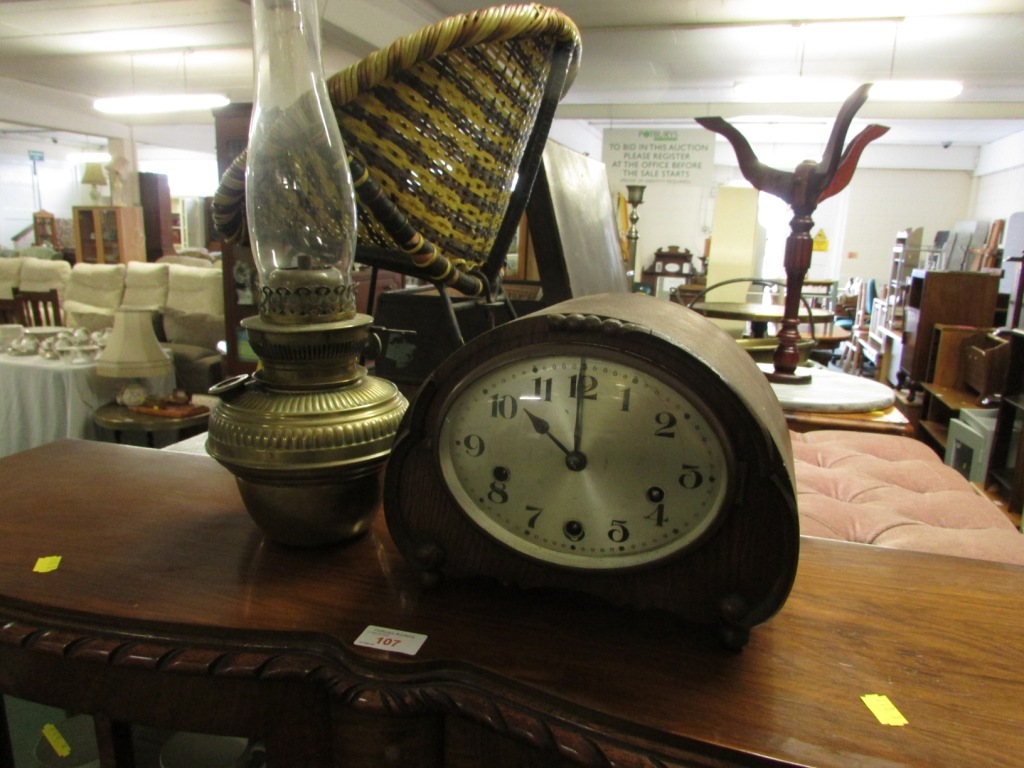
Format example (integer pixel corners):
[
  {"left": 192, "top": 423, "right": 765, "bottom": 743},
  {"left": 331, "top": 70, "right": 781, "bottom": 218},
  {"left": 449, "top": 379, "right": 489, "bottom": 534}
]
[
  {"left": 524, "top": 409, "right": 571, "bottom": 456},
  {"left": 525, "top": 409, "right": 588, "bottom": 472}
]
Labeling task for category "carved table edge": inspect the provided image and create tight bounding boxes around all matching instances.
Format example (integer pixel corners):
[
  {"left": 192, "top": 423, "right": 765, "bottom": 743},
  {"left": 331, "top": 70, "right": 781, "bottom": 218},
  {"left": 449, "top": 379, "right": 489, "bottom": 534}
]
[{"left": 0, "top": 609, "right": 761, "bottom": 768}]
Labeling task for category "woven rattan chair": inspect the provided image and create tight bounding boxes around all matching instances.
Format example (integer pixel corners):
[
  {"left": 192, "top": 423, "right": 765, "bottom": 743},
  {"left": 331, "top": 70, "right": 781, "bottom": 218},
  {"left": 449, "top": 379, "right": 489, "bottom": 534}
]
[{"left": 213, "top": 3, "right": 580, "bottom": 342}]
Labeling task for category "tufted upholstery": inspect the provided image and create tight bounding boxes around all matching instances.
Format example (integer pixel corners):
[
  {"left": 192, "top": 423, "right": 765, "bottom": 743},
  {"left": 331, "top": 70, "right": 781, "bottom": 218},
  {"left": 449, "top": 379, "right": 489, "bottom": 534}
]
[{"left": 792, "top": 430, "right": 1024, "bottom": 566}]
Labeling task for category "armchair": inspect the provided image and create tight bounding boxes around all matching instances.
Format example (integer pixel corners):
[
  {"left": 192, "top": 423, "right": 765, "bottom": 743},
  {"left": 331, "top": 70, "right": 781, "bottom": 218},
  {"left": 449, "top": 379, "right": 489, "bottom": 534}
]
[
  {"left": 62, "top": 263, "right": 126, "bottom": 331},
  {"left": 159, "top": 264, "right": 225, "bottom": 395}
]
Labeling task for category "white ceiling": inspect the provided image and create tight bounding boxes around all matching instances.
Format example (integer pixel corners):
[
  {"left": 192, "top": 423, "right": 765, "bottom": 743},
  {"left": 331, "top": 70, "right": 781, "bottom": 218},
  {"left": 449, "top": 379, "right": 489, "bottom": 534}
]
[{"left": 1, "top": 0, "right": 1024, "bottom": 152}]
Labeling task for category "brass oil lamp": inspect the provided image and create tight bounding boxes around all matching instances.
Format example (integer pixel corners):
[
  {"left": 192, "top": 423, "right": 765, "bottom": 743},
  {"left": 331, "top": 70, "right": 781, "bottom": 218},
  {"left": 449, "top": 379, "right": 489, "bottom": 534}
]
[{"left": 206, "top": 0, "right": 407, "bottom": 547}]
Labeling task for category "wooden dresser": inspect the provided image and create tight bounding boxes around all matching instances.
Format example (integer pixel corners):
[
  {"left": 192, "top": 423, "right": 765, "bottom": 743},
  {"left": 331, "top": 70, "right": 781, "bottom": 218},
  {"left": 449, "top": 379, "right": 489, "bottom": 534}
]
[{"left": 1, "top": 440, "right": 1022, "bottom": 768}]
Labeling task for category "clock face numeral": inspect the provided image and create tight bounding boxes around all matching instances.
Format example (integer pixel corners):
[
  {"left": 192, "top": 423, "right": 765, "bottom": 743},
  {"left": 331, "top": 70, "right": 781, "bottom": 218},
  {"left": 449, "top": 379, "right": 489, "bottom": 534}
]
[
  {"left": 489, "top": 394, "right": 518, "bottom": 419},
  {"left": 462, "top": 434, "right": 485, "bottom": 456},
  {"left": 568, "top": 374, "right": 598, "bottom": 400},
  {"left": 654, "top": 411, "right": 676, "bottom": 437},
  {"left": 440, "top": 351, "right": 731, "bottom": 570}
]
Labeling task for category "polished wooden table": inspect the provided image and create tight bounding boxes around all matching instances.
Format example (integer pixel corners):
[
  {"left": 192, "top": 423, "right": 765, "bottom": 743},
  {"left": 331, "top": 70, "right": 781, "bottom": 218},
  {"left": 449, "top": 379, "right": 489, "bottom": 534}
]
[
  {"left": 691, "top": 301, "right": 834, "bottom": 337},
  {"left": 1, "top": 441, "right": 1023, "bottom": 768}
]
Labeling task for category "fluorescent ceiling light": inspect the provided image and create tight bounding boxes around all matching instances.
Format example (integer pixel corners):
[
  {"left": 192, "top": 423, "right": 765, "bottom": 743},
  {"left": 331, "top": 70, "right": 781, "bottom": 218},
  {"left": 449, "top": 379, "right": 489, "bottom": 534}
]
[
  {"left": 94, "top": 94, "right": 230, "bottom": 115},
  {"left": 870, "top": 80, "right": 963, "bottom": 100},
  {"left": 734, "top": 79, "right": 962, "bottom": 102},
  {"left": 67, "top": 151, "right": 112, "bottom": 163}
]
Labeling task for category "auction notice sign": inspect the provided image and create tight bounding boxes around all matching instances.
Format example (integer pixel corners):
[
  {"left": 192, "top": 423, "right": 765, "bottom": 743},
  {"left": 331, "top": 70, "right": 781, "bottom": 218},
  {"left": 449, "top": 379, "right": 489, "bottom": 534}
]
[{"left": 603, "top": 128, "right": 715, "bottom": 187}]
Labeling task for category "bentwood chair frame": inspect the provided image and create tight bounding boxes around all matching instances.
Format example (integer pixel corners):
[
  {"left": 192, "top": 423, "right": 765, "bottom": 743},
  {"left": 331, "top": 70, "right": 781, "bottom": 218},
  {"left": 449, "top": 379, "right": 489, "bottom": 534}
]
[{"left": 213, "top": 3, "right": 581, "bottom": 346}]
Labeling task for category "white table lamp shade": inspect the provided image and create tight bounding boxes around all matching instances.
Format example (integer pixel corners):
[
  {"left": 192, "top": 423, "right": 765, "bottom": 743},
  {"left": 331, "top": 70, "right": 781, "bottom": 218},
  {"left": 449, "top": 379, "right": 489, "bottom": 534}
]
[{"left": 96, "top": 308, "right": 173, "bottom": 379}]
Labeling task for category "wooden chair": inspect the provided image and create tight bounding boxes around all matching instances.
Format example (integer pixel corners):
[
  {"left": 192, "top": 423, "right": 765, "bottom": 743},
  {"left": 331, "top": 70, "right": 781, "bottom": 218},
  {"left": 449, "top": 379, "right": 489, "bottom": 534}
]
[
  {"left": 17, "top": 289, "right": 63, "bottom": 327},
  {"left": 213, "top": 4, "right": 581, "bottom": 345},
  {"left": 0, "top": 297, "right": 25, "bottom": 325}
]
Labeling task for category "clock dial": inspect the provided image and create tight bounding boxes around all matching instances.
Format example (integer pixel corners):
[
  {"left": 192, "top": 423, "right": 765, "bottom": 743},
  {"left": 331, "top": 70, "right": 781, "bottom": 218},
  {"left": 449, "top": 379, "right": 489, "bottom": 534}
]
[{"left": 438, "top": 348, "right": 732, "bottom": 569}]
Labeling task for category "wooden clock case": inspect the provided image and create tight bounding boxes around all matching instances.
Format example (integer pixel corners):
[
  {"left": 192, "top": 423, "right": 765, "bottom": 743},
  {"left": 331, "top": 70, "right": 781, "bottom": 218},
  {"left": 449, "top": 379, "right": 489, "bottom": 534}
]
[{"left": 384, "top": 293, "right": 799, "bottom": 647}]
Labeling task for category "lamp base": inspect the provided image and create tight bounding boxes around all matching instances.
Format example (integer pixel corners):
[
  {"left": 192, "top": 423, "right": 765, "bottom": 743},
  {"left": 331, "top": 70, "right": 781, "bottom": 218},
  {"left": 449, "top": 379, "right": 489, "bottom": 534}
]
[
  {"left": 116, "top": 380, "right": 149, "bottom": 407},
  {"left": 232, "top": 461, "right": 385, "bottom": 547},
  {"left": 206, "top": 314, "right": 408, "bottom": 547}
]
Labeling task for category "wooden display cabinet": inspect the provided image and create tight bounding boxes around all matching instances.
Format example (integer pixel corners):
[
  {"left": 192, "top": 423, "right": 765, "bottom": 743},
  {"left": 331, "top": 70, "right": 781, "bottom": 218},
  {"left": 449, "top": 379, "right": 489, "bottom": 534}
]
[
  {"left": 171, "top": 200, "right": 184, "bottom": 246},
  {"left": 138, "top": 172, "right": 175, "bottom": 261},
  {"left": 32, "top": 210, "right": 58, "bottom": 249},
  {"left": 72, "top": 206, "right": 146, "bottom": 264},
  {"left": 898, "top": 270, "right": 1000, "bottom": 396},
  {"left": 213, "top": 102, "right": 257, "bottom": 377}
]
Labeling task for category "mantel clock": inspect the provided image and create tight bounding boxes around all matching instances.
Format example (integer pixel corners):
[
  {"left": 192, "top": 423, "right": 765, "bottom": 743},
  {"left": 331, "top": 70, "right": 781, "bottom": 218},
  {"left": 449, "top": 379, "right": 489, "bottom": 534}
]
[{"left": 383, "top": 293, "right": 799, "bottom": 648}]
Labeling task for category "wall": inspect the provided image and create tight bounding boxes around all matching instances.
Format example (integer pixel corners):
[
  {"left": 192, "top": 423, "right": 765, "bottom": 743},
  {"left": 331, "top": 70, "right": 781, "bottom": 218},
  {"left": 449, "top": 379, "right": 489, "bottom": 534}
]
[
  {"left": 551, "top": 119, "right": 1024, "bottom": 292},
  {"left": 0, "top": 137, "right": 96, "bottom": 248},
  {"left": 971, "top": 131, "right": 1024, "bottom": 227},
  {"left": 5, "top": 109, "right": 1024, "bottom": 274},
  {"left": 838, "top": 168, "right": 974, "bottom": 285},
  {"left": 0, "top": 133, "right": 219, "bottom": 249}
]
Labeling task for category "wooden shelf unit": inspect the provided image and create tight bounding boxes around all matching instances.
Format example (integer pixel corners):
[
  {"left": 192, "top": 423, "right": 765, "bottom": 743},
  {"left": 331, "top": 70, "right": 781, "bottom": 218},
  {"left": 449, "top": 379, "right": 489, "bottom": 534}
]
[
  {"left": 898, "top": 270, "right": 1000, "bottom": 394},
  {"left": 915, "top": 324, "right": 998, "bottom": 455},
  {"left": 986, "top": 329, "right": 1024, "bottom": 529},
  {"left": 918, "top": 382, "right": 989, "bottom": 452},
  {"left": 72, "top": 205, "right": 146, "bottom": 264}
]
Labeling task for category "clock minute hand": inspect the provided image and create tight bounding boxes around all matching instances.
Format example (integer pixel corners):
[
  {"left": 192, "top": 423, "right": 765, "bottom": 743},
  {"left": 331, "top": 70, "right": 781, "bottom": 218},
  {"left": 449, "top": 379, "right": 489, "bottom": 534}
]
[
  {"left": 524, "top": 409, "right": 571, "bottom": 457},
  {"left": 573, "top": 357, "right": 587, "bottom": 454}
]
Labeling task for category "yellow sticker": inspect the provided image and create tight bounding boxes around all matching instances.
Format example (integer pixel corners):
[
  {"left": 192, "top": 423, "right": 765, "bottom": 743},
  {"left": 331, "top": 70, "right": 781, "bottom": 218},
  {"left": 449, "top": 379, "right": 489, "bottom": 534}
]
[
  {"left": 861, "top": 694, "right": 908, "bottom": 726},
  {"left": 33, "top": 556, "right": 62, "bottom": 573},
  {"left": 42, "top": 723, "right": 72, "bottom": 757}
]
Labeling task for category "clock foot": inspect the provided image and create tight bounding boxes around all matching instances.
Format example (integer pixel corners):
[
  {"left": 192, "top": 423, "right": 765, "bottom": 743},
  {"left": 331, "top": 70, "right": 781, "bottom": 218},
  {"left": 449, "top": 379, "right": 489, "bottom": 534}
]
[
  {"left": 413, "top": 542, "right": 445, "bottom": 588},
  {"left": 716, "top": 623, "right": 750, "bottom": 652},
  {"left": 717, "top": 593, "right": 751, "bottom": 651}
]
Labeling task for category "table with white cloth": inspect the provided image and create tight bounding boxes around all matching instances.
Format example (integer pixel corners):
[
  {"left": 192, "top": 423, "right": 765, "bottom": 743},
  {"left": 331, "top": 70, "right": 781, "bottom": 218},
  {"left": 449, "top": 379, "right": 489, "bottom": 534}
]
[{"left": 0, "top": 353, "right": 175, "bottom": 458}]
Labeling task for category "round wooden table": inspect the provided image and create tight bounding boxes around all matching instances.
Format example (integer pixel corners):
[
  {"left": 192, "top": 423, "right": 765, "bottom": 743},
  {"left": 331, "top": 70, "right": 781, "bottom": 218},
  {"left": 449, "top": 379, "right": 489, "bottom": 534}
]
[
  {"left": 93, "top": 402, "right": 210, "bottom": 447},
  {"left": 690, "top": 301, "right": 834, "bottom": 338}
]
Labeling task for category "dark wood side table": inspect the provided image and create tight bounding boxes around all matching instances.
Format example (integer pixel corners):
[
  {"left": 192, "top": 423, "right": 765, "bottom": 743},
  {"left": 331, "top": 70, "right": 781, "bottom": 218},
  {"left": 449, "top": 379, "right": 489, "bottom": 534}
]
[
  {"left": 93, "top": 403, "right": 210, "bottom": 448},
  {"left": 1, "top": 440, "right": 1023, "bottom": 768}
]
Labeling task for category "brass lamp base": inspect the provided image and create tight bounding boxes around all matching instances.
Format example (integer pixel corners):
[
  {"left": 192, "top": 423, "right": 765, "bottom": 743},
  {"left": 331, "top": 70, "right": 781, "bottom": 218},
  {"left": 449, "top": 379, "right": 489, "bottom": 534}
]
[
  {"left": 206, "top": 313, "right": 408, "bottom": 547},
  {"left": 230, "top": 461, "right": 386, "bottom": 547}
]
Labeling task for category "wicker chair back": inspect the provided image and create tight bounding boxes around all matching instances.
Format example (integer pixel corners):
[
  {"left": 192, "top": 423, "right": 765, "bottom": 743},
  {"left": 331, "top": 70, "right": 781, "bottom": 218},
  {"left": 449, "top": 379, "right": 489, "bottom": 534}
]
[{"left": 213, "top": 4, "right": 580, "bottom": 297}]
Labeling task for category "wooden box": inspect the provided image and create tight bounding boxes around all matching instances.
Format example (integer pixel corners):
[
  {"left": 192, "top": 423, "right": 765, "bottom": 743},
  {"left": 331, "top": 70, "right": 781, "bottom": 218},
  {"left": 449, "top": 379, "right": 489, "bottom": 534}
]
[{"left": 963, "top": 332, "right": 1010, "bottom": 398}]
